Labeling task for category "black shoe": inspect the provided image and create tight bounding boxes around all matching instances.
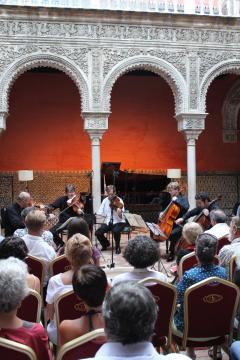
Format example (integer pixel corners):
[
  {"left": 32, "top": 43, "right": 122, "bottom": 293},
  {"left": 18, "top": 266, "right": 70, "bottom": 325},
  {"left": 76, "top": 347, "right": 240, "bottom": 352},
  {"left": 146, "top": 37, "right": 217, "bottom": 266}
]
[
  {"left": 115, "top": 247, "right": 121, "bottom": 254},
  {"left": 167, "top": 254, "right": 175, "bottom": 262}
]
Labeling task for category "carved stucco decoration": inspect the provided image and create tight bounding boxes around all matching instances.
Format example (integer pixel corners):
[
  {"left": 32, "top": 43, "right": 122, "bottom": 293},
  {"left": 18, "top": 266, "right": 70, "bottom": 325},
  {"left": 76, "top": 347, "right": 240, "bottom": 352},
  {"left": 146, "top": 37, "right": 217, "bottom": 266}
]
[
  {"left": 102, "top": 55, "right": 188, "bottom": 115},
  {"left": 222, "top": 78, "right": 240, "bottom": 143},
  {"left": 82, "top": 111, "right": 109, "bottom": 141},
  {"left": 0, "top": 51, "right": 90, "bottom": 118},
  {"left": 199, "top": 59, "right": 240, "bottom": 113},
  {"left": 102, "top": 48, "right": 187, "bottom": 80},
  {"left": 1, "top": 20, "right": 240, "bottom": 47}
]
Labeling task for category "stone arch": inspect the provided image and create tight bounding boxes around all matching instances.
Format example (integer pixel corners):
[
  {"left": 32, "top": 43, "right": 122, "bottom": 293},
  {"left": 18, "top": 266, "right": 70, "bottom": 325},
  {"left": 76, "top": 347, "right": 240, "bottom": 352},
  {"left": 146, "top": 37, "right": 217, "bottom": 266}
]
[
  {"left": 199, "top": 59, "right": 240, "bottom": 113},
  {"left": 222, "top": 78, "right": 240, "bottom": 143},
  {"left": 102, "top": 55, "right": 188, "bottom": 115},
  {"left": 0, "top": 52, "right": 90, "bottom": 116}
]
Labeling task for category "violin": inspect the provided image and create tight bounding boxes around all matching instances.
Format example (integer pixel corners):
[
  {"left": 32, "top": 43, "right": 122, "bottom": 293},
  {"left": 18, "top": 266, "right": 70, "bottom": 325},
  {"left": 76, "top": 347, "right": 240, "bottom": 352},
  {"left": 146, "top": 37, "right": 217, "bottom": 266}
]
[
  {"left": 109, "top": 195, "right": 124, "bottom": 211},
  {"left": 66, "top": 194, "right": 84, "bottom": 215}
]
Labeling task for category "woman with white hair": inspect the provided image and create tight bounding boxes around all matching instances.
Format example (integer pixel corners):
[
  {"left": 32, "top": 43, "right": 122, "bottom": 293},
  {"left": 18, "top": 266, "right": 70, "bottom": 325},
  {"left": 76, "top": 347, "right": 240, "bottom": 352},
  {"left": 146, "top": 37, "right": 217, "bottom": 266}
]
[{"left": 0, "top": 257, "right": 51, "bottom": 360}]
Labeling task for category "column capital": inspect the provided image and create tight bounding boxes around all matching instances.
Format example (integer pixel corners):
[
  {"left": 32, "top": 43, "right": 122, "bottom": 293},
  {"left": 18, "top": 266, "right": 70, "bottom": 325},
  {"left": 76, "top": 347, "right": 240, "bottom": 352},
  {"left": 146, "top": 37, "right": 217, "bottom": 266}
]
[
  {"left": 82, "top": 111, "right": 110, "bottom": 140},
  {"left": 184, "top": 130, "right": 203, "bottom": 145},
  {"left": 175, "top": 112, "right": 207, "bottom": 133},
  {"left": 0, "top": 111, "right": 8, "bottom": 133}
]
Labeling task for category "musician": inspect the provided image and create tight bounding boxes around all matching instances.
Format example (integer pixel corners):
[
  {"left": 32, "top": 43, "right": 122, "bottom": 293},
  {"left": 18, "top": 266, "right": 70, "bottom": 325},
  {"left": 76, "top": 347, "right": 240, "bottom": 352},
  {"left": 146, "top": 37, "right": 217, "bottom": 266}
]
[
  {"left": 95, "top": 185, "right": 126, "bottom": 254},
  {"left": 3, "top": 192, "right": 32, "bottom": 236},
  {"left": 49, "top": 184, "right": 83, "bottom": 246},
  {"left": 163, "top": 182, "right": 189, "bottom": 262},
  {"left": 176, "top": 192, "right": 219, "bottom": 226}
]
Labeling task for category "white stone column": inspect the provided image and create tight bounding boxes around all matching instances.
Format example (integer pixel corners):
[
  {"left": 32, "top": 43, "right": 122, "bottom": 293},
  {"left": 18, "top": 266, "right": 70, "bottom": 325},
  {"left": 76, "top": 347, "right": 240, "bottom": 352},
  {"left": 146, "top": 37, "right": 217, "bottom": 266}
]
[
  {"left": 176, "top": 113, "right": 207, "bottom": 209},
  {"left": 0, "top": 111, "right": 7, "bottom": 132},
  {"left": 82, "top": 112, "right": 109, "bottom": 214}
]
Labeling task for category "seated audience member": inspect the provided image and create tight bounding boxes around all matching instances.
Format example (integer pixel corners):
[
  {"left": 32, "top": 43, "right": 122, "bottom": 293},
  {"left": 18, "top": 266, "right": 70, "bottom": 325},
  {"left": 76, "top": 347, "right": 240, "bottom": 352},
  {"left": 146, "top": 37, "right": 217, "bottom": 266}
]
[
  {"left": 230, "top": 340, "right": 240, "bottom": 360},
  {"left": 22, "top": 209, "right": 56, "bottom": 286},
  {"left": 112, "top": 235, "right": 167, "bottom": 286},
  {"left": 174, "top": 233, "right": 227, "bottom": 359},
  {"left": 0, "top": 236, "right": 40, "bottom": 293},
  {"left": 59, "top": 264, "right": 108, "bottom": 345},
  {"left": 46, "top": 234, "right": 93, "bottom": 345},
  {"left": 0, "top": 257, "right": 52, "bottom": 360},
  {"left": 58, "top": 217, "right": 100, "bottom": 266},
  {"left": 219, "top": 216, "right": 240, "bottom": 267},
  {"left": 205, "top": 209, "right": 229, "bottom": 239},
  {"left": 4, "top": 192, "right": 32, "bottom": 236},
  {"left": 85, "top": 282, "right": 190, "bottom": 360},
  {"left": 14, "top": 206, "right": 55, "bottom": 248},
  {"left": 176, "top": 222, "right": 203, "bottom": 266}
]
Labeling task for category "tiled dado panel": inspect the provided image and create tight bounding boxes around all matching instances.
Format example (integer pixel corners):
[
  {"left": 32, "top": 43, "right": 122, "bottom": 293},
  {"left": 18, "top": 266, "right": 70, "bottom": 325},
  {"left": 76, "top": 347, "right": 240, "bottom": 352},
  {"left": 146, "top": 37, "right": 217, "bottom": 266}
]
[
  {"left": 0, "top": 171, "right": 91, "bottom": 207},
  {"left": 196, "top": 174, "right": 240, "bottom": 216}
]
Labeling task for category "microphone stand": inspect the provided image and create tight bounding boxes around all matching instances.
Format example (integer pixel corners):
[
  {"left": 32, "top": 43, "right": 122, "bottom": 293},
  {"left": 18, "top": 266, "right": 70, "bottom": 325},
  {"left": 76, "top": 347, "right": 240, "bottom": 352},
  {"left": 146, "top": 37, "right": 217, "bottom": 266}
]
[{"left": 107, "top": 206, "right": 115, "bottom": 268}]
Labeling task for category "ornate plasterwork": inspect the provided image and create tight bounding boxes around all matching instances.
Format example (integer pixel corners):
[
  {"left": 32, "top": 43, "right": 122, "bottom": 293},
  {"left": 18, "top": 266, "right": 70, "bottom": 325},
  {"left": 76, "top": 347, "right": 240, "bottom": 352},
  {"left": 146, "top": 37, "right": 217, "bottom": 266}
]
[
  {"left": 176, "top": 112, "right": 207, "bottom": 133},
  {"left": 103, "top": 48, "right": 187, "bottom": 80},
  {"left": 199, "top": 59, "right": 240, "bottom": 113},
  {"left": 222, "top": 79, "right": 240, "bottom": 143},
  {"left": 0, "top": 51, "right": 90, "bottom": 116},
  {"left": 82, "top": 111, "right": 109, "bottom": 140},
  {"left": 1, "top": 20, "right": 240, "bottom": 46},
  {"left": 102, "top": 55, "right": 187, "bottom": 114}
]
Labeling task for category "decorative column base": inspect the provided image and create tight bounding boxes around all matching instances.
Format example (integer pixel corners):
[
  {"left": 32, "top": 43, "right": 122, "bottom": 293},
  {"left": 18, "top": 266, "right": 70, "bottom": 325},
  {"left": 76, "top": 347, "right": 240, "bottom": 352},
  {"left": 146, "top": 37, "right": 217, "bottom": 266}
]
[{"left": 82, "top": 112, "right": 110, "bottom": 213}]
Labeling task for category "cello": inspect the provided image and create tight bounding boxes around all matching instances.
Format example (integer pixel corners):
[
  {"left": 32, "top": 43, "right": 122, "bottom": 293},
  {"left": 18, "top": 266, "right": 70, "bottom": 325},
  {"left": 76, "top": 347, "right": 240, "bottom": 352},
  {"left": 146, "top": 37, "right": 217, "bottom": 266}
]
[{"left": 153, "top": 198, "right": 181, "bottom": 242}]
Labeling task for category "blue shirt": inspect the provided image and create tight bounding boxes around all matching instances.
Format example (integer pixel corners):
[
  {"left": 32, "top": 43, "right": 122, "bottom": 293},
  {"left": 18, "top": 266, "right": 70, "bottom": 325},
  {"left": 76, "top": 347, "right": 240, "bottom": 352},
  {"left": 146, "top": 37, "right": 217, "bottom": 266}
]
[{"left": 174, "top": 264, "right": 227, "bottom": 331}]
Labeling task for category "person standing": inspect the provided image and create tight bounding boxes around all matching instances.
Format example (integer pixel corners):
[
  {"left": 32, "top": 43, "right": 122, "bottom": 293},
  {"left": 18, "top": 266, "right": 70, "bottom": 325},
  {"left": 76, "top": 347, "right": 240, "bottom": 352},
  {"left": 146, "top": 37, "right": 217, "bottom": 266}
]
[
  {"left": 4, "top": 192, "right": 32, "bottom": 236},
  {"left": 95, "top": 185, "right": 126, "bottom": 254}
]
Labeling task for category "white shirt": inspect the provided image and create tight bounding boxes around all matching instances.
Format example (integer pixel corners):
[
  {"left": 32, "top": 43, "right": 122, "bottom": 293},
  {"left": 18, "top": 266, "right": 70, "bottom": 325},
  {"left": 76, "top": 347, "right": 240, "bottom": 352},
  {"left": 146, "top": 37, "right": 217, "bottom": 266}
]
[
  {"left": 219, "top": 237, "right": 240, "bottom": 267},
  {"left": 46, "top": 273, "right": 73, "bottom": 345},
  {"left": 85, "top": 341, "right": 190, "bottom": 360},
  {"left": 112, "top": 268, "right": 168, "bottom": 286},
  {"left": 14, "top": 227, "right": 55, "bottom": 247},
  {"left": 97, "top": 197, "right": 125, "bottom": 225},
  {"left": 22, "top": 233, "right": 56, "bottom": 286},
  {"left": 205, "top": 223, "right": 230, "bottom": 239}
]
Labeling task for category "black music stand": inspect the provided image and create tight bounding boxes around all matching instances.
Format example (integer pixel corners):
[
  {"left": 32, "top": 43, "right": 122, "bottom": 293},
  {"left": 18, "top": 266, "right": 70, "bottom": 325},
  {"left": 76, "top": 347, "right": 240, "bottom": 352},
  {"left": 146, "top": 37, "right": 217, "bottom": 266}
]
[{"left": 101, "top": 162, "right": 121, "bottom": 269}]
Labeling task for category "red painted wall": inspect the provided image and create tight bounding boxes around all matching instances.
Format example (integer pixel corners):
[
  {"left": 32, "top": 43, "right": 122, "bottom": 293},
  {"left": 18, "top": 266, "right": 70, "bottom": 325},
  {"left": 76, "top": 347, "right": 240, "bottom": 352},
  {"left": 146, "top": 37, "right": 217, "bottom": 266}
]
[{"left": 0, "top": 71, "right": 239, "bottom": 172}]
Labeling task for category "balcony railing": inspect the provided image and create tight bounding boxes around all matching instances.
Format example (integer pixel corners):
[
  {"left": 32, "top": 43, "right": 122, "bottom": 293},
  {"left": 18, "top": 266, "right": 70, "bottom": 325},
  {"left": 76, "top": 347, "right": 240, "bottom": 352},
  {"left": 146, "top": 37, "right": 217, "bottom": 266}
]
[{"left": 0, "top": 0, "right": 239, "bottom": 17}]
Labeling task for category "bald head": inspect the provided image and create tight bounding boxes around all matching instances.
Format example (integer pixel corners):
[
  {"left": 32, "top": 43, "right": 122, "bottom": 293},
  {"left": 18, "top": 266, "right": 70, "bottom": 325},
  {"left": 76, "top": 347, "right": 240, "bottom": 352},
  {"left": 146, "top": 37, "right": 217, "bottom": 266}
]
[{"left": 17, "top": 192, "right": 31, "bottom": 208}]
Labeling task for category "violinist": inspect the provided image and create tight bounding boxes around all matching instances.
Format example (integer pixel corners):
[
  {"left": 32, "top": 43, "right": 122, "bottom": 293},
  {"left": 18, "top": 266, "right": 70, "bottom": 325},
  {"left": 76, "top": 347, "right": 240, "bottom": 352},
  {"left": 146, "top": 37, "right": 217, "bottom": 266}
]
[
  {"left": 163, "top": 182, "right": 189, "bottom": 262},
  {"left": 49, "top": 184, "right": 83, "bottom": 246},
  {"left": 95, "top": 185, "right": 126, "bottom": 254},
  {"left": 176, "top": 192, "right": 219, "bottom": 228}
]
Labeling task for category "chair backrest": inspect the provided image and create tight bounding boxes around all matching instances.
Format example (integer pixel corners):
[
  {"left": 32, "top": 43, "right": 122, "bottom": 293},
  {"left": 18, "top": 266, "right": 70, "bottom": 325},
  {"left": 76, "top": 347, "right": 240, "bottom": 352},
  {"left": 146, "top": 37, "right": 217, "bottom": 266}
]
[
  {"left": 56, "top": 328, "right": 105, "bottom": 360},
  {"left": 216, "top": 236, "right": 231, "bottom": 254},
  {"left": 25, "top": 255, "right": 45, "bottom": 294},
  {"left": 229, "top": 256, "right": 237, "bottom": 282},
  {"left": 51, "top": 255, "right": 71, "bottom": 276},
  {"left": 55, "top": 290, "right": 87, "bottom": 331},
  {"left": 138, "top": 277, "right": 177, "bottom": 345},
  {"left": 104, "top": 267, "right": 134, "bottom": 282},
  {"left": 178, "top": 252, "right": 219, "bottom": 278},
  {"left": 0, "top": 337, "right": 36, "bottom": 360},
  {"left": 182, "top": 276, "right": 240, "bottom": 347},
  {"left": 17, "top": 290, "right": 42, "bottom": 323}
]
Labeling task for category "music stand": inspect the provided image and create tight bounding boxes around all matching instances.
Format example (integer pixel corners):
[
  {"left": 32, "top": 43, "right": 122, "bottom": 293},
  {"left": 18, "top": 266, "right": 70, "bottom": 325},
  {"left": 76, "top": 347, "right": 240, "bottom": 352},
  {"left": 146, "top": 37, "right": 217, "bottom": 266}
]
[{"left": 101, "top": 162, "right": 121, "bottom": 269}]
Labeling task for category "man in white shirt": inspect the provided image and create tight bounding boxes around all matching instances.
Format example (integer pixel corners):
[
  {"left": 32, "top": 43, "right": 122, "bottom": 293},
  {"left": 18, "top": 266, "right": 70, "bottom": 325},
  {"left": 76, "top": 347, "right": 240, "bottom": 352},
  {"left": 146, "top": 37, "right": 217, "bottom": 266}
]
[
  {"left": 112, "top": 235, "right": 167, "bottom": 286},
  {"left": 219, "top": 216, "right": 240, "bottom": 267},
  {"left": 205, "top": 209, "right": 229, "bottom": 239},
  {"left": 85, "top": 282, "right": 190, "bottom": 360},
  {"left": 95, "top": 185, "right": 126, "bottom": 254},
  {"left": 22, "top": 209, "right": 56, "bottom": 285}
]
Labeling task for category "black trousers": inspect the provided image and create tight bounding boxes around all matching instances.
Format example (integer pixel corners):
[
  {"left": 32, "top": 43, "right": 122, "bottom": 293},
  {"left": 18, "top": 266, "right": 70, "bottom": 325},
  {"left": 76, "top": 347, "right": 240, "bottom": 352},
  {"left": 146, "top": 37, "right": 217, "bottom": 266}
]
[
  {"left": 168, "top": 225, "right": 183, "bottom": 255},
  {"left": 49, "top": 222, "right": 65, "bottom": 247},
  {"left": 95, "top": 222, "right": 126, "bottom": 249}
]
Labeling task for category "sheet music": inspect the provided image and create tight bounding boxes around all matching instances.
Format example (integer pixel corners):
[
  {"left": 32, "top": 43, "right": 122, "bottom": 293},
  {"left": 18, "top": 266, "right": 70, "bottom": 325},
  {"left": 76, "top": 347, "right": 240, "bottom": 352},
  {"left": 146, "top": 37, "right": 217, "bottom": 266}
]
[{"left": 146, "top": 222, "right": 167, "bottom": 239}]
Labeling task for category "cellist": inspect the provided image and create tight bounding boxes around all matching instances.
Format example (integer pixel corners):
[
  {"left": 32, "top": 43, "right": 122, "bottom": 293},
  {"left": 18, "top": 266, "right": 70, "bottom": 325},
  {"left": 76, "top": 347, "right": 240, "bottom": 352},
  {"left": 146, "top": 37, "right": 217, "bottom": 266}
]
[
  {"left": 163, "top": 182, "right": 189, "bottom": 262},
  {"left": 176, "top": 192, "right": 220, "bottom": 229}
]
